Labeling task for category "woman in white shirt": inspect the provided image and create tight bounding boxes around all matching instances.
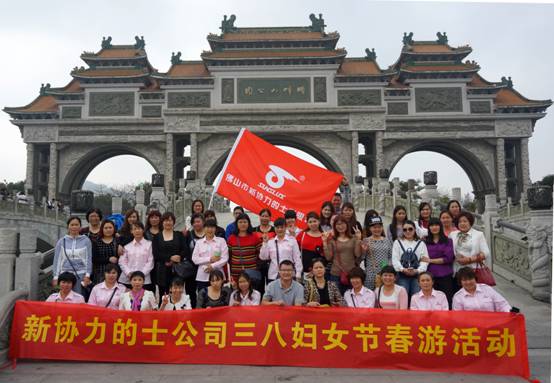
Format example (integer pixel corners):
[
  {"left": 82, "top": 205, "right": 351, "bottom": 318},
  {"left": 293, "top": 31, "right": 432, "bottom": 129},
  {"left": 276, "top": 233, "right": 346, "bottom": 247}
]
[
  {"left": 159, "top": 277, "right": 192, "bottom": 310},
  {"left": 391, "top": 220, "right": 429, "bottom": 300},
  {"left": 344, "top": 267, "right": 375, "bottom": 308},
  {"left": 374, "top": 266, "right": 408, "bottom": 309},
  {"left": 449, "top": 211, "right": 490, "bottom": 283},
  {"left": 119, "top": 271, "right": 157, "bottom": 311},
  {"left": 229, "top": 271, "right": 261, "bottom": 306},
  {"left": 192, "top": 219, "right": 229, "bottom": 291},
  {"left": 259, "top": 218, "right": 302, "bottom": 282}
]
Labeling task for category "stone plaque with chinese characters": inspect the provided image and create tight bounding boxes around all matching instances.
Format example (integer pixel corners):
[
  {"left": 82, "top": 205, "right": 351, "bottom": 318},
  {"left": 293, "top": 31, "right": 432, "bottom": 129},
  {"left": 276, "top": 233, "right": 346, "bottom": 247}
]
[
  {"left": 237, "top": 78, "right": 311, "bottom": 103},
  {"left": 89, "top": 92, "right": 135, "bottom": 116}
]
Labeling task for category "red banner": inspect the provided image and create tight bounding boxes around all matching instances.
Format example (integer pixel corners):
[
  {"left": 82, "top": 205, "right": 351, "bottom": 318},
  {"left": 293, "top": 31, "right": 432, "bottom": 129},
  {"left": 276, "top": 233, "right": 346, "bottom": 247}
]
[
  {"left": 214, "top": 129, "right": 344, "bottom": 226},
  {"left": 10, "top": 301, "right": 529, "bottom": 378}
]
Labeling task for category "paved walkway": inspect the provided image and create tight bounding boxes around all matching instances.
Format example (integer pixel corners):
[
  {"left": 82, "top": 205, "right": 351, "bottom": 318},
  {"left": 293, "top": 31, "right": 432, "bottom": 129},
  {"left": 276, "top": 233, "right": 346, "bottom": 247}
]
[{"left": 0, "top": 275, "right": 550, "bottom": 383}]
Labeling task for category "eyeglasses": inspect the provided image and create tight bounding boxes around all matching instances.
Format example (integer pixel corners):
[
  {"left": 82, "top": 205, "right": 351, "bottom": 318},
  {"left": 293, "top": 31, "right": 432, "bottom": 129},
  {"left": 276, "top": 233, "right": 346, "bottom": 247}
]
[
  {"left": 402, "top": 227, "right": 414, "bottom": 232},
  {"left": 279, "top": 269, "right": 294, "bottom": 273}
]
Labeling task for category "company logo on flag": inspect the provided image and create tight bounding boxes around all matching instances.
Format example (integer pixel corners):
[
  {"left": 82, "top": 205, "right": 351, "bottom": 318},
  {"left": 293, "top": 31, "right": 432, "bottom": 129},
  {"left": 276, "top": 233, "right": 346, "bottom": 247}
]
[{"left": 213, "top": 129, "right": 344, "bottom": 226}]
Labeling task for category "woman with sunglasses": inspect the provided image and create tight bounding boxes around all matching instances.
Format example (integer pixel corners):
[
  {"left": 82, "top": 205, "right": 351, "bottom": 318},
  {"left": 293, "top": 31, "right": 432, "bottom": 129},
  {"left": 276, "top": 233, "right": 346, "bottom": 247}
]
[{"left": 391, "top": 220, "right": 429, "bottom": 302}]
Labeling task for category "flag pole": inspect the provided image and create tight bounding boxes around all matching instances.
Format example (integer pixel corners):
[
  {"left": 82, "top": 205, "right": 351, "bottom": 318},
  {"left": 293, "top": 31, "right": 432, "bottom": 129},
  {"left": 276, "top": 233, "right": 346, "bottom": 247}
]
[{"left": 208, "top": 128, "right": 246, "bottom": 209}]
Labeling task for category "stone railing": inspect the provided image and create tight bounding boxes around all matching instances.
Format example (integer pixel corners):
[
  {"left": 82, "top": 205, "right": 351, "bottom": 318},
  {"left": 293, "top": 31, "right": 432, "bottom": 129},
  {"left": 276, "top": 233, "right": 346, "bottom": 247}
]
[
  {"left": 492, "top": 226, "right": 531, "bottom": 291},
  {"left": 498, "top": 197, "right": 530, "bottom": 219},
  {"left": 0, "top": 289, "right": 28, "bottom": 363},
  {"left": 0, "top": 198, "right": 68, "bottom": 223}
]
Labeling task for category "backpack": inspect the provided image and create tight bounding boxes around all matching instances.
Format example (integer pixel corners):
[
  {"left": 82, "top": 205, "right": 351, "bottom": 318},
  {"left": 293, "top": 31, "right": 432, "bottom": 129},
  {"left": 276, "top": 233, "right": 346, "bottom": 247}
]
[{"left": 398, "top": 240, "right": 422, "bottom": 270}]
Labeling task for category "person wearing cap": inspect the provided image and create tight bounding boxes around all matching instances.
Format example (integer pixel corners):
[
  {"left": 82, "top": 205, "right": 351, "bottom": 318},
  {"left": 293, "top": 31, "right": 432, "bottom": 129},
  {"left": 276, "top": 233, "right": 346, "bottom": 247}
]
[
  {"left": 46, "top": 272, "right": 85, "bottom": 303},
  {"left": 361, "top": 216, "right": 392, "bottom": 290},
  {"left": 259, "top": 218, "right": 303, "bottom": 282},
  {"left": 284, "top": 209, "right": 302, "bottom": 239}
]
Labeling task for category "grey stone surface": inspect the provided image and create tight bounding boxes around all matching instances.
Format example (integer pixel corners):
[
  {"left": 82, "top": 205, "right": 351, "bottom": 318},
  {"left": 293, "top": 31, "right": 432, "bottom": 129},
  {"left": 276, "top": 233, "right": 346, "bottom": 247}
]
[
  {"left": 61, "top": 106, "right": 82, "bottom": 119},
  {"left": 221, "top": 78, "right": 235, "bottom": 104},
  {"left": 89, "top": 92, "right": 135, "bottom": 116},
  {"left": 470, "top": 100, "right": 491, "bottom": 114},
  {"left": 337, "top": 89, "right": 381, "bottom": 106},
  {"left": 142, "top": 105, "right": 162, "bottom": 118},
  {"left": 387, "top": 102, "right": 408, "bottom": 115},
  {"left": 313, "top": 77, "right": 327, "bottom": 103},
  {"left": 415, "top": 87, "right": 462, "bottom": 113},
  {"left": 168, "top": 92, "right": 211, "bottom": 108}
]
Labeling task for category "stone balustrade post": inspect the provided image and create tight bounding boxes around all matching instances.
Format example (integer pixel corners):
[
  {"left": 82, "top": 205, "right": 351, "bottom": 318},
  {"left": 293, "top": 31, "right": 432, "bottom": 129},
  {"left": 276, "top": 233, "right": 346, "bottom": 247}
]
[
  {"left": 112, "top": 196, "right": 123, "bottom": 215},
  {"left": 526, "top": 185, "right": 553, "bottom": 302},
  {"left": 134, "top": 188, "right": 146, "bottom": 222},
  {"left": 0, "top": 229, "right": 18, "bottom": 295},
  {"left": 451, "top": 187, "right": 462, "bottom": 202},
  {"left": 15, "top": 229, "right": 41, "bottom": 300},
  {"left": 482, "top": 194, "right": 498, "bottom": 269}
]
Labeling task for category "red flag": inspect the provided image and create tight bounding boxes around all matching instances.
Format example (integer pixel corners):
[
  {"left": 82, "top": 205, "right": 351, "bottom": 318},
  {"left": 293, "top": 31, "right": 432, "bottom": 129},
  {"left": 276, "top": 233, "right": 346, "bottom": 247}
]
[{"left": 214, "top": 129, "right": 343, "bottom": 226}]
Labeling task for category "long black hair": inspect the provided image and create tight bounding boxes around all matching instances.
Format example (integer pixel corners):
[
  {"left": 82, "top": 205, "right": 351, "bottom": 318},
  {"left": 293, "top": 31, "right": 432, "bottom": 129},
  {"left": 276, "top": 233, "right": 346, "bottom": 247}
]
[
  {"left": 362, "top": 209, "right": 379, "bottom": 238},
  {"left": 320, "top": 201, "right": 334, "bottom": 227},
  {"left": 389, "top": 205, "right": 407, "bottom": 241},
  {"left": 425, "top": 217, "right": 449, "bottom": 245},
  {"left": 418, "top": 202, "right": 432, "bottom": 225}
]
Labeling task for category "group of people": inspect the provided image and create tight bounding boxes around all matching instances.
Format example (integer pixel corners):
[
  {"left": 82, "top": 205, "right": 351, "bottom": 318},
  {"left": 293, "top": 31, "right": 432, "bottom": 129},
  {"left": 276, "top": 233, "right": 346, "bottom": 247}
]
[{"left": 48, "top": 195, "right": 512, "bottom": 313}]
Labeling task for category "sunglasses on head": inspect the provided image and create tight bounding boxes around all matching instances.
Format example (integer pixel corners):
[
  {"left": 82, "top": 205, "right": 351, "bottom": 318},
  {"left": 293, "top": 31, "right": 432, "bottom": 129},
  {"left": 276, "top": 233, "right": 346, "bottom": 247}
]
[{"left": 403, "top": 227, "right": 414, "bottom": 232}]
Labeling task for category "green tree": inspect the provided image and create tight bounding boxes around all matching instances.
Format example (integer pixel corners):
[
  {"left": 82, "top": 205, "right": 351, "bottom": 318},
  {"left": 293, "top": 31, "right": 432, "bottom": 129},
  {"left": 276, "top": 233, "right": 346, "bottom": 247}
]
[{"left": 539, "top": 174, "right": 554, "bottom": 187}]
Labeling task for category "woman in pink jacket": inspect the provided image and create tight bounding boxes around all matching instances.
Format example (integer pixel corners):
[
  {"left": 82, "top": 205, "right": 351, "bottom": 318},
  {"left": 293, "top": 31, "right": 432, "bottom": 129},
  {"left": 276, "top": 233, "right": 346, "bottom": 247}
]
[{"left": 118, "top": 222, "right": 154, "bottom": 292}]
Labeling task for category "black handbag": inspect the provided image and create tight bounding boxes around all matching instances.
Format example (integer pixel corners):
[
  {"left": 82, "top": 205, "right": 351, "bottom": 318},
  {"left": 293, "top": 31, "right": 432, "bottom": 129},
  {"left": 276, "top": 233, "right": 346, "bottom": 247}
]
[{"left": 172, "top": 259, "right": 196, "bottom": 280}]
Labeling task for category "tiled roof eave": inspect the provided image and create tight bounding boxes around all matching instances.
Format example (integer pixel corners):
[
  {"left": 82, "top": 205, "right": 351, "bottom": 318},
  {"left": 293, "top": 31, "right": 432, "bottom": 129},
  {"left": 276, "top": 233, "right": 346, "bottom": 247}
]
[{"left": 72, "top": 73, "right": 150, "bottom": 80}]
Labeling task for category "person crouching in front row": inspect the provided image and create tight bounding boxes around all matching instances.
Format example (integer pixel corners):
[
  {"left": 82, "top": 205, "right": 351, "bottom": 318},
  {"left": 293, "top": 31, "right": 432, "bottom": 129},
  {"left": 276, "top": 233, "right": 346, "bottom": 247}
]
[
  {"left": 160, "top": 277, "right": 192, "bottom": 310},
  {"left": 46, "top": 272, "right": 85, "bottom": 304},
  {"left": 119, "top": 271, "right": 157, "bottom": 311},
  {"left": 262, "top": 260, "right": 305, "bottom": 306}
]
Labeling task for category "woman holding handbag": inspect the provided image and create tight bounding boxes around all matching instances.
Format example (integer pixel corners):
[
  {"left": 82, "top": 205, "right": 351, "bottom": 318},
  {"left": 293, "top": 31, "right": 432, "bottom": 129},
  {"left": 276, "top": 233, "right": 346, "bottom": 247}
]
[
  {"left": 449, "top": 211, "right": 493, "bottom": 287},
  {"left": 361, "top": 216, "right": 392, "bottom": 290},
  {"left": 323, "top": 215, "right": 363, "bottom": 295},
  {"left": 152, "top": 212, "right": 190, "bottom": 304},
  {"left": 52, "top": 216, "right": 92, "bottom": 296}
]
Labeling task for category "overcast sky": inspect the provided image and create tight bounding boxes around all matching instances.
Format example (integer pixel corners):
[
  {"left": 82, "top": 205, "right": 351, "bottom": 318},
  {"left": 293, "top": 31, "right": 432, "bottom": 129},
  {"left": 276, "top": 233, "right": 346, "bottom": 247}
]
[{"left": 1, "top": 1, "right": 552, "bottom": 199}]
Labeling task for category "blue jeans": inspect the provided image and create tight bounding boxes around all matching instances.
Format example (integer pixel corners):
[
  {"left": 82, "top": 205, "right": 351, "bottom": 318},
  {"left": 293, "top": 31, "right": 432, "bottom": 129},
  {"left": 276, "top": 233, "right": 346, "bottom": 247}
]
[{"left": 396, "top": 273, "right": 420, "bottom": 303}]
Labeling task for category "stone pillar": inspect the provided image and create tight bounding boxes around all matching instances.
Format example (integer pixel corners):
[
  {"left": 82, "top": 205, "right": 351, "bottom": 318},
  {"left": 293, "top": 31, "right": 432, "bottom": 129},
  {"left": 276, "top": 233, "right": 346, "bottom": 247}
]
[
  {"left": 134, "top": 187, "right": 147, "bottom": 222},
  {"left": 112, "top": 196, "right": 123, "bottom": 215},
  {"left": 165, "top": 133, "right": 174, "bottom": 193},
  {"left": 0, "top": 229, "right": 18, "bottom": 295},
  {"left": 351, "top": 131, "right": 359, "bottom": 183},
  {"left": 451, "top": 187, "right": 462, "bottom": 202},
  {"left": 25, "top": 143, "right": 34, "bottom": 195},
  {"left": 150, "top": 174, "right": 168, "bottom": 213},
  {"left": 375, "top": 131, "right": 384, "bottom": 178},
  {"left": 495, "top": 138, "right": 507, "bottom": 205},
  {"left": 392, "top": 177, "right": 400, "bottom": 207},
  {"left": 520, "top": 138, "right": 531, "bottom": 200},
  {"left": 15, "top": 229, "right": 41, "bottom": 300},
  {"left": 420, "top": 171, "right": 440, "bottom": 204},
  {"left": 526, "top": 185, "right": 553, "bottom": 302},
  {"left": 190, "top": 133, "right": 198, "bottom": 177},
  {"left": 48, "top": 143, "right": 57, "bottom": 201},
  {"left": 482, "top": 194, "right": 498, "bottom": 269}
]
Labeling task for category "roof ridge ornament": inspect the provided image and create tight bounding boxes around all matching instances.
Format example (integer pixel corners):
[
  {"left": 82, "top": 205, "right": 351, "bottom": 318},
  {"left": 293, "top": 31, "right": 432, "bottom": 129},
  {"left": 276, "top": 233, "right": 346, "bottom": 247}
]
[
  {"left": 365, "top": 48, "right": 377, "bottom": 60},
  {"left": 101, "top": 36, "right": 112, "bottom": 49},
  {"left": 220, "top": 14, "right": 237, "bottom": 34},
  {"left": 134, "top": 36, "right": 145, "bottom": 49},
  {"left": 402, "top": 32, "right": 414, "bottom": 46},
  {"left": 39, "top": 83, "right": 51, "bottom": 96},
  {"left": 309, "top": 13, "right": 325, "bottom": 33},
  {"left": 171, "top": 52, "right": 182, "bottom": 65},
  {"left": 436, "top": 32, "right": 448, "bottom": 44},
  {"left": 501, "top": 76, "right": 513, "bottom": 88}
]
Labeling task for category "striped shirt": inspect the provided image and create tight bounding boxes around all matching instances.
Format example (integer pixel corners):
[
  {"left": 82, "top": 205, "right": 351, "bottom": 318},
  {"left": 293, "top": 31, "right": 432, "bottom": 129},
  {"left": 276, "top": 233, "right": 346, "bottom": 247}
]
[{"left": 227, "top": 233, "right": 262, "bottom": 280}]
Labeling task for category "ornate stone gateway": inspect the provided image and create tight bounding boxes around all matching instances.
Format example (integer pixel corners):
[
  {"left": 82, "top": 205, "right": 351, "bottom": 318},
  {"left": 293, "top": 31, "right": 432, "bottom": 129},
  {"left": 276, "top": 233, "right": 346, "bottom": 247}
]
[{"left": 4, "top": 15, "right": 551, "bottom": 210}]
